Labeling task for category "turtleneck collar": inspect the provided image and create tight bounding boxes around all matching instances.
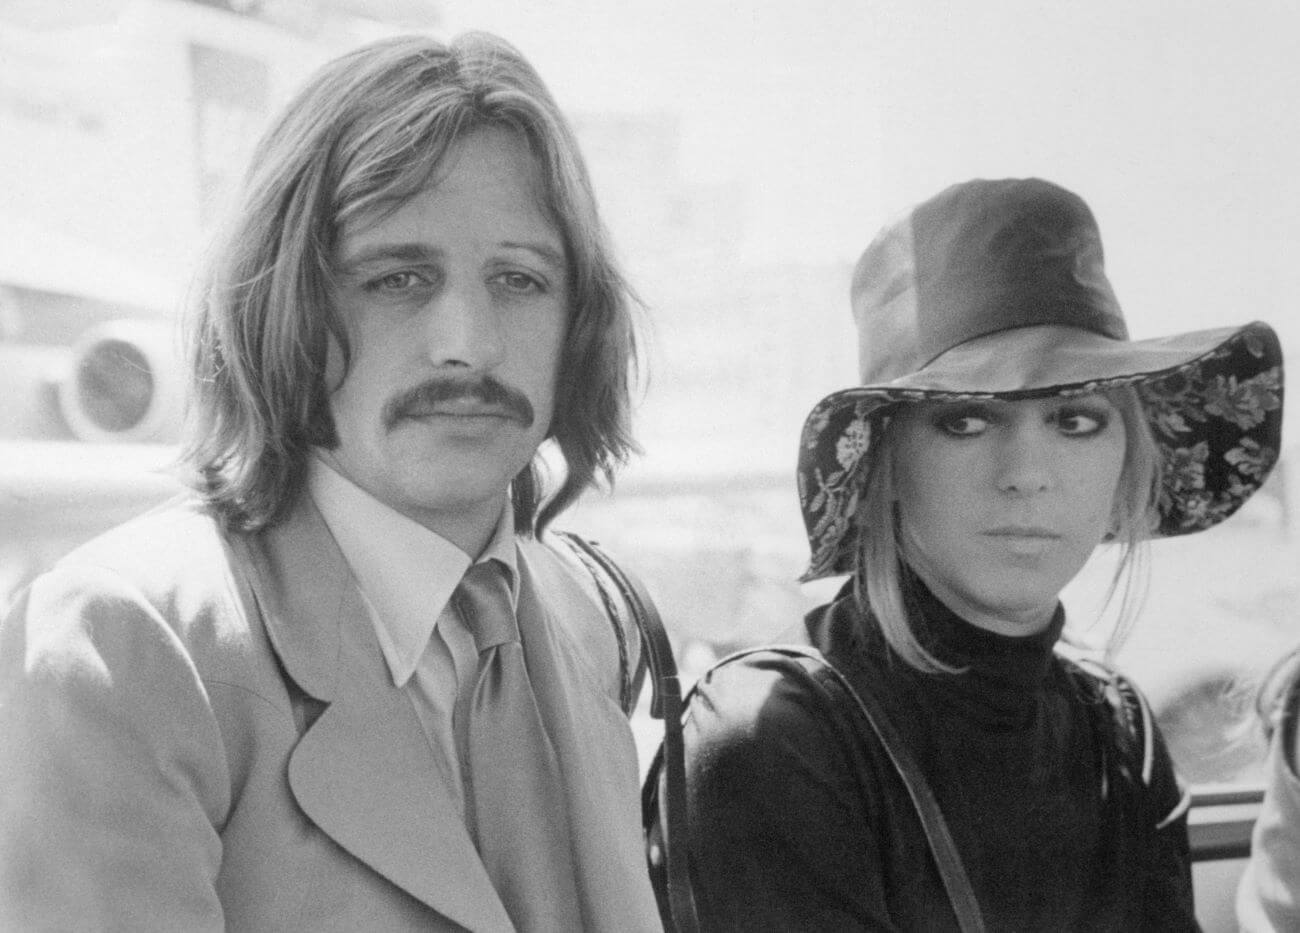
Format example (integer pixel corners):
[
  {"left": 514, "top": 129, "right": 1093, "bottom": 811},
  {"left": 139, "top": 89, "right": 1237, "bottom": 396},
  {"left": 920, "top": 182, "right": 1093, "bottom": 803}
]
[{"left": 904, "top": 570, "right": 1067, "bottom": 696}]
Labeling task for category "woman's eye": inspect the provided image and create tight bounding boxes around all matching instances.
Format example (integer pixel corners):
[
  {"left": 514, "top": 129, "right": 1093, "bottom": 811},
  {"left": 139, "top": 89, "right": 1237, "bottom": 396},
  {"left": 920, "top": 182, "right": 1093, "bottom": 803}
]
[
  {"left": 1056, "top": 409, "right": 1108, "bottom": 436},
  {"left": 937, "top": 413, "right": 989, "bottom": 436}
]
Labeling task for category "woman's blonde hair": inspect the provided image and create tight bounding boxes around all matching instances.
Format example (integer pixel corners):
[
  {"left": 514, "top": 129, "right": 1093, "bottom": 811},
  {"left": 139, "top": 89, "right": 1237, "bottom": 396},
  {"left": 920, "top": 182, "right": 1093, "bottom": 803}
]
[
  {"left": 182, "top": 32, "right": 638, "bottom": 532},
  {"left": 853, "top": 385, "right": 1163, "bottom": 673}
]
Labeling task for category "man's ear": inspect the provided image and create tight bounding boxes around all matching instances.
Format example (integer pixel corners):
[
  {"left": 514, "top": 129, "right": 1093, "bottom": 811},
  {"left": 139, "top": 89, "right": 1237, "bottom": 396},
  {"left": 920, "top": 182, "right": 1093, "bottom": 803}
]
[{"left": 323, "top": 330, "right": 347, "bottom": 393}]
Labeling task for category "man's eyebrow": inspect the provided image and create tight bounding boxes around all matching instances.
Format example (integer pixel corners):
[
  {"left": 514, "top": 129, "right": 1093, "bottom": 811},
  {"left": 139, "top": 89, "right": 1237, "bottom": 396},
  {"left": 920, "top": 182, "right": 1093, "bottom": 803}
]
[
  {"left": 501, "top": 240, "right": 567, "bottom": 272},
  {"left": 336, "top": 243, "right": 439, "bottom": 273},
  {"left": 335, "top": 240, "right": 567, "bottom": 274}
]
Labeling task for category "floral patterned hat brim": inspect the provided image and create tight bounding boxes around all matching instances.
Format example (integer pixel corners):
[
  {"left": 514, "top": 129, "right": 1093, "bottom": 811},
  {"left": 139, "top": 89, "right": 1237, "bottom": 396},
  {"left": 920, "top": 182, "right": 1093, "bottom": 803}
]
[{"left": 798, "top": 323, "right": 1284, "bottom": 581}]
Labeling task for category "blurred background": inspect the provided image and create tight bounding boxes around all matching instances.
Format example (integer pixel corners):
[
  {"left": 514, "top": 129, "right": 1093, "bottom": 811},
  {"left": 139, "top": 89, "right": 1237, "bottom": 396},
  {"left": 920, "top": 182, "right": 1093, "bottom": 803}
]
[{"left": 2, "top": 0, "right": 1297, "bottom": 803}]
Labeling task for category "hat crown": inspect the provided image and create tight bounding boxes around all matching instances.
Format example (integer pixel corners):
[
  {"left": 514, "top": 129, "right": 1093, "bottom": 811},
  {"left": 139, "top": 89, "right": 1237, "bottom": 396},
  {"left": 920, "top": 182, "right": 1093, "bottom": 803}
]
[{"left": 852, "top": 178, "right": 1129, "bottom": 385}]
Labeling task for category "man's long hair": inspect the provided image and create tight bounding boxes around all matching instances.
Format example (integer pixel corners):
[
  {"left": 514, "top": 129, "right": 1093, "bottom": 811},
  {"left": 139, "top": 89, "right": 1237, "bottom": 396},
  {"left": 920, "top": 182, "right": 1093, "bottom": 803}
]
[{"left": 181, "top": 32, "right": 639, "bottom": 533}]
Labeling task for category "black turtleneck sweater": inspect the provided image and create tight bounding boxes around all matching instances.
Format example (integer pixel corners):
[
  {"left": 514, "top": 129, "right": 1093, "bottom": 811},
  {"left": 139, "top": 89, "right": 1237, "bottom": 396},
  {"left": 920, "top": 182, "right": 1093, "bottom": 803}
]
[{"left": 682, "top": 584, "right": 1196, "bottom": 932}]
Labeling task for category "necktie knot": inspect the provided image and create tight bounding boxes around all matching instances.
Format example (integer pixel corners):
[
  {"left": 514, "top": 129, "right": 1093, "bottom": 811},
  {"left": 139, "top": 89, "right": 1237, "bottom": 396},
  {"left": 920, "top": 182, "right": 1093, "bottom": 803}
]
[{"left": 455, "top": 561, "right": 518, "bottom": 653}]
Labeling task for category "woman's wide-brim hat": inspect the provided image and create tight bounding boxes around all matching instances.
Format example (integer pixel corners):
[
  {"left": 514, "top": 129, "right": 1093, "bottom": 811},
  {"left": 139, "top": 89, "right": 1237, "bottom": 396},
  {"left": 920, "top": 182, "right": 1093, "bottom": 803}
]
[{"left": 799, "top": 177, "right": 1284, "bottom": 581}]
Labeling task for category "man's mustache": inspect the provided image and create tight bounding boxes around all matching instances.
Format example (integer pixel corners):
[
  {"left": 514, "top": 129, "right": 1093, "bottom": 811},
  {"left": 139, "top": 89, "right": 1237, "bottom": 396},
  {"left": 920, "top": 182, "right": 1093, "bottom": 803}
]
[{"left": 383, "top": 376, "right": 535, "bottom": 431}]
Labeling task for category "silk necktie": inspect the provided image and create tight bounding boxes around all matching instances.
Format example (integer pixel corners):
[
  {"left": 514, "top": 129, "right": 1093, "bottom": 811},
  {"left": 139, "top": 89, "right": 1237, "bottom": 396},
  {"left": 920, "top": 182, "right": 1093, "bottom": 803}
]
[{"left": 453, "top": 560, "right": 583, "bottom": 931}]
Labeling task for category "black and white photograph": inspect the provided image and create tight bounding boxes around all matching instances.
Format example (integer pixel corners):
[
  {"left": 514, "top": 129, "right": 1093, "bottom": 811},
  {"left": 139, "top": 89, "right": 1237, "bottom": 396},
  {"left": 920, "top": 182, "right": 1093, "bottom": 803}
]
[{"left": 1, "top": 1, "right": 1297, "bottom": 930}]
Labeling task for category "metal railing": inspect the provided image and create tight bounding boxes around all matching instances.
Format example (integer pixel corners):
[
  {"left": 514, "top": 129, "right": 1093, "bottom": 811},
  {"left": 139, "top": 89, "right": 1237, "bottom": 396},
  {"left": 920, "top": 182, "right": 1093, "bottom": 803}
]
[{"left": 1188, "top": 786, "right": 1264, "bottom": 862}]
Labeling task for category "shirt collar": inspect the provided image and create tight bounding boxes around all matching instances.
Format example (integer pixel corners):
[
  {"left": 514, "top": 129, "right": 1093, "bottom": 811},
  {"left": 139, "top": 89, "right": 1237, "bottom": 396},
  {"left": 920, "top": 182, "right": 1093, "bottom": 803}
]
[{"left": 308, "top": 456, "right": 519, "bottom": 686}]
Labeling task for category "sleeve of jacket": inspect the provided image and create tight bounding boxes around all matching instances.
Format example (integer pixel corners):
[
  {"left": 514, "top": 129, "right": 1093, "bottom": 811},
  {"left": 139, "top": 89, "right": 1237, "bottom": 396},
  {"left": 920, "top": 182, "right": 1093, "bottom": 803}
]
[
  {"left": 0, "top": 561, "right": 231, "bottom": 932},
  {"left": 682, "top": 653, "right": 897, "bottom": 933}
]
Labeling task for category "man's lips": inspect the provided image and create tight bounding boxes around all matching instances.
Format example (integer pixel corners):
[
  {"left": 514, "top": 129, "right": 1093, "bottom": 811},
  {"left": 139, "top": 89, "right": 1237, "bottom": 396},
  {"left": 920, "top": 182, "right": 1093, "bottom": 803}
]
[{"left": 405, "top": 398, "right": 515, "bottom": 419}]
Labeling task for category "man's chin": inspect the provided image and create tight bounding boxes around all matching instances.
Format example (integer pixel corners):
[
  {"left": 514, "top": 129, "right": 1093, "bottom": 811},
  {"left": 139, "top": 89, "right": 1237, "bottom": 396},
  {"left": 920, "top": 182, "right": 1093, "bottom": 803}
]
[{"left": 391, "top": 450, "right": 535, "bottom": 502}]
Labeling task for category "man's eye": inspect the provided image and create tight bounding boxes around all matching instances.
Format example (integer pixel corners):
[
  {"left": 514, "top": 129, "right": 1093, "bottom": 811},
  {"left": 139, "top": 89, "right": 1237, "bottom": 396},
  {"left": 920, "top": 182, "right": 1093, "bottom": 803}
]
[
  {"left": 372, "top": 271, "right": 423, "bottom": 291},
  {"left": 497, "top": 271, "right": 543, "bottom": 293}
]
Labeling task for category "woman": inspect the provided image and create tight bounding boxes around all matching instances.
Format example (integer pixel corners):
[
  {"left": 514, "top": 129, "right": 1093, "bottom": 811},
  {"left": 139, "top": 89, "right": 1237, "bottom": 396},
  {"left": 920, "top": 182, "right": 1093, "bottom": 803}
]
[
  {"left": 679, "top": 178, "right": 1284, "bottom": 931},
  {"left": 1237, "top": 648, "right": 1300, "bottom": 931}
]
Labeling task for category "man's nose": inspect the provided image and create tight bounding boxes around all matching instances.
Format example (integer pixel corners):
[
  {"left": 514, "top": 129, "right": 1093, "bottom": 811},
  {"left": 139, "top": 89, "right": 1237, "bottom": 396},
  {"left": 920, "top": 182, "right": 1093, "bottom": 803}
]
[{"left": 424, "top": 284, "right": 506, "bottom": 371}]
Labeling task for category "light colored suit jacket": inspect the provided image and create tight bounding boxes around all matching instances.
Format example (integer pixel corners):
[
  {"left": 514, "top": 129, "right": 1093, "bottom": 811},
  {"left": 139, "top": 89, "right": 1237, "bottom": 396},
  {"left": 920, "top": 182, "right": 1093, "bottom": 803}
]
[{"left": 0, "top": 494, "right": 658, "bottom": 932}]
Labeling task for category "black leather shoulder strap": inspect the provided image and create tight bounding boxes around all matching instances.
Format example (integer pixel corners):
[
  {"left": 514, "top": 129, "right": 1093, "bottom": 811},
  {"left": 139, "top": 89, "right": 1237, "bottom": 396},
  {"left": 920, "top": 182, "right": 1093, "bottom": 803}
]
[
  {"left": 553, "top": 531, "right": 644, "bottom": 712},
  {"left": 554, "top": 532, "right": 701, "bottom": 933}
]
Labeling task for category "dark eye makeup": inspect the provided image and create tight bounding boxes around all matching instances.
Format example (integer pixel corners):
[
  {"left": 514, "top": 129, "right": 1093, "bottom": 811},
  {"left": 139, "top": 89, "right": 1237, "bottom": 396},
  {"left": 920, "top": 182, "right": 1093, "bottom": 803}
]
[{"left": 926, "top": 398, "right": 1114, "bottom": 438}]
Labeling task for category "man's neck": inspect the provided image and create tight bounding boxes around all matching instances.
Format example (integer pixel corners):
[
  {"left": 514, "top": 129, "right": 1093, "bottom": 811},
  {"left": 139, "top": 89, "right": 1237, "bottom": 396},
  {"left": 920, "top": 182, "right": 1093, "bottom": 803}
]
[
  {"left": 308, "top": 454, "right": 510, "bottom": 559},
  {"left": 407, "top": 497, "right": 510, "bottom": 560}
]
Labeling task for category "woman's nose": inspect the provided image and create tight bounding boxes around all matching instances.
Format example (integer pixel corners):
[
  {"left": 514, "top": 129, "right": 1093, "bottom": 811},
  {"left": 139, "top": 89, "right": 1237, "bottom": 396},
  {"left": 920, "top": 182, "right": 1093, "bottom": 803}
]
[{"left": 994, "top": 428, "right": 1054, "bottom": 495}]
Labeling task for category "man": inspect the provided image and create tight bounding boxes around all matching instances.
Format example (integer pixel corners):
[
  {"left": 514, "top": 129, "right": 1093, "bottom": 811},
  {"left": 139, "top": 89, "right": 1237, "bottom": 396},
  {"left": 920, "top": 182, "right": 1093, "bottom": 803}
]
[{"left": 0, "top": 33, "right": 661, "bottom": 932}]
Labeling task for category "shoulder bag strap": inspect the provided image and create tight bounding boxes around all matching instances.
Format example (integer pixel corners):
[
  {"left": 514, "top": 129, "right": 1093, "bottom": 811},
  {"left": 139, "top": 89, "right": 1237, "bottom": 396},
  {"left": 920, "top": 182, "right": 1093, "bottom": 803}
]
[
  {"left": 554, "top": 531, "right": 642, "bottom": 712},
  {"left": 555, "top": 532, "right": 701, "bottom": 933},
  {"left": 717, "top": 643, "right": 988, "bottom": 933}
]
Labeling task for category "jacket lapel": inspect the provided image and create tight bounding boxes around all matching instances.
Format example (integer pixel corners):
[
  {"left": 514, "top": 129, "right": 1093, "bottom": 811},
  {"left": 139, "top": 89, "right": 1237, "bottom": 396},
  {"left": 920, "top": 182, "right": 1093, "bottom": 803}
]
[{"left": 243, "top": 496, "right": 513, "bottom": 933}]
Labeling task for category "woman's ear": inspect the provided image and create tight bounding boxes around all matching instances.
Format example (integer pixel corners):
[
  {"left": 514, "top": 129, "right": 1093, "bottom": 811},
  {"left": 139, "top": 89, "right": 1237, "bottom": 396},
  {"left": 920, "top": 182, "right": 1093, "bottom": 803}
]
[{"left": 1102, "top": 491, "right": 1124, "bottom": 543}]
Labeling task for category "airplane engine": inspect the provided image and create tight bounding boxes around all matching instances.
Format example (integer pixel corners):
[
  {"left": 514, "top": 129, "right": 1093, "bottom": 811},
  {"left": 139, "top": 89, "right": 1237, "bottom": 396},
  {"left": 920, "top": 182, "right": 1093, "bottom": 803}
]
[{"left": 55, "top": 320, "right": 183, "bottom": 444}]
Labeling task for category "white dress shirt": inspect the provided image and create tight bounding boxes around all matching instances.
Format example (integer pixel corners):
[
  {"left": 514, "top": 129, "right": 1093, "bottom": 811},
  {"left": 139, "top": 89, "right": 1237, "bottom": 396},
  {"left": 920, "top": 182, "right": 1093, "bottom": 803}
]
[{"left": 308, "top": 456, "right": 518, "bottom": 818}]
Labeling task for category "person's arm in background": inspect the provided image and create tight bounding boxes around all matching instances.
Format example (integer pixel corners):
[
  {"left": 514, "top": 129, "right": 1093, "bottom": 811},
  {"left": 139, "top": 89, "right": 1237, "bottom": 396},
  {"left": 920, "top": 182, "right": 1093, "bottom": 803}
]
[{"left": 1237, "top": 657, "right": 1300, "bottom": 933}]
